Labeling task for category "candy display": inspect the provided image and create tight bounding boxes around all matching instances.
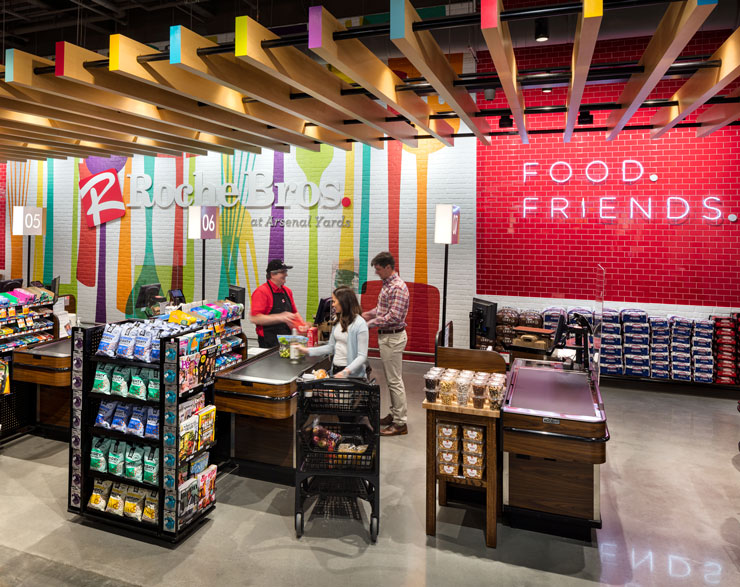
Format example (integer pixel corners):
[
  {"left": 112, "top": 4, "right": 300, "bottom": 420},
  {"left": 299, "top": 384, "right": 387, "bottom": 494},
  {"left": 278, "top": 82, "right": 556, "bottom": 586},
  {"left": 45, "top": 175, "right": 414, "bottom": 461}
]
[{"left": 424, "top": 368, "right": 506, "bottom": 409}]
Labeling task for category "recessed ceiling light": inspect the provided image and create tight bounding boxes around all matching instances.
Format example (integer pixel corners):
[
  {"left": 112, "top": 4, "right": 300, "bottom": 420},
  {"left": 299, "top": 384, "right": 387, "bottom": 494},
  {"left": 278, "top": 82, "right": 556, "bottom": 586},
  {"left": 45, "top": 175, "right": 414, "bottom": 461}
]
[{"left": 542, "top": 88, "right": 552, "bottom": 94}]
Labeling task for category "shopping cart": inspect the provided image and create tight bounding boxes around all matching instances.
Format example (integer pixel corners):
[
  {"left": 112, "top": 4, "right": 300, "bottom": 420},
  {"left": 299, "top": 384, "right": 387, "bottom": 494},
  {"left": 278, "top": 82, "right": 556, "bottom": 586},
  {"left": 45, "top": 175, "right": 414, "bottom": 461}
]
[{"left": 295, "top": 377, "right": 380, "bottom": 542}]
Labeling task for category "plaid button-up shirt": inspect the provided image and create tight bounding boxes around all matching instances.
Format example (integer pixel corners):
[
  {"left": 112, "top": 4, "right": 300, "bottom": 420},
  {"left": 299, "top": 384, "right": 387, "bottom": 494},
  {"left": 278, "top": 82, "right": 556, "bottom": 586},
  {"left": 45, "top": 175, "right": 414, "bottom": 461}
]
[{"left": 367, "top": 272, "right": 409, "bottom": 329}]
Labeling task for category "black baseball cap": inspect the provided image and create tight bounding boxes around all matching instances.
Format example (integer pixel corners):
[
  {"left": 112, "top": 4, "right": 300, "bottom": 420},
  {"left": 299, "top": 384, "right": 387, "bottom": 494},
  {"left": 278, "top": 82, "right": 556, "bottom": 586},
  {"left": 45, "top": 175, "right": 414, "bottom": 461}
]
[{"left": 267, "top": 259, "right": 293, "bottom": 273}]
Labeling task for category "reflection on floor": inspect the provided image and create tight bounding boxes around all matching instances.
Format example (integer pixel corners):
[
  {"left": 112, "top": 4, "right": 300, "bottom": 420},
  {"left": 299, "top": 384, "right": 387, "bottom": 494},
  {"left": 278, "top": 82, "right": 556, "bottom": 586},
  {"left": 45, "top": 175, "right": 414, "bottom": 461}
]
[{"left": 1, "top": 359, "right": 739, "bottom": 586}]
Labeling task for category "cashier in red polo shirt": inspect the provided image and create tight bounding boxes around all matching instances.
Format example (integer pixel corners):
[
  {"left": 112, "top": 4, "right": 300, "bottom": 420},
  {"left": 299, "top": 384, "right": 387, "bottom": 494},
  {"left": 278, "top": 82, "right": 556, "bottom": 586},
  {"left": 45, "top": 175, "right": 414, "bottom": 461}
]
[{"left": 250, "top": 259, "right": 298, "bottom": 348}]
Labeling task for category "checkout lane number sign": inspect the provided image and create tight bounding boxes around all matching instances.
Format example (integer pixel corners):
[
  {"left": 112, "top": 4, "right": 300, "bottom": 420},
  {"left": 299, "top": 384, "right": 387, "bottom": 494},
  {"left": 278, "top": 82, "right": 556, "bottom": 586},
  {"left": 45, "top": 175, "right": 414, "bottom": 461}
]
[
  {"left": 12, "top": 206, "right": 44, "bottom": 236},
  {"left": 187, "top": 205, "right": 220, "bottom": 240}
]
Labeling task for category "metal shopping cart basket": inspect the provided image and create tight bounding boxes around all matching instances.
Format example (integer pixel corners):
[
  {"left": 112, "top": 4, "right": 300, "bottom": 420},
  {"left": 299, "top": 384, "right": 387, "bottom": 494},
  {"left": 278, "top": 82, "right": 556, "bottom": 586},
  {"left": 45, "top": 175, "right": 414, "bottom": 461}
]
[{"left": 295, "top": 377, "right": 380, "bottom": 542}]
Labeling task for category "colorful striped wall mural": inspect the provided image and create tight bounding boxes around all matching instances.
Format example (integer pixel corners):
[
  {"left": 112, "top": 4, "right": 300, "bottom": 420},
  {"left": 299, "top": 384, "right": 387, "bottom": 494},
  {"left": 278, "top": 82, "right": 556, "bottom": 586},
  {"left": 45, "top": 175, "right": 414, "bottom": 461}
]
[{"left": 0, "top": 131, "right": 476, "bottom": 354}]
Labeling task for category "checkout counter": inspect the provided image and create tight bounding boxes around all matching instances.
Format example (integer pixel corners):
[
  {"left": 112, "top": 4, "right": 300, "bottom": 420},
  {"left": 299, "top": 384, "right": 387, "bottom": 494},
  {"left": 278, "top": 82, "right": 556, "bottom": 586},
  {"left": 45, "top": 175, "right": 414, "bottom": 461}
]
[
  {"left": 502, "top": 358, "right": 608, "bottom": 538},
  {"left": 10, "top": 337, "right": 72, "bottom": 440},
  {"left": 214, "top": 348, "right": 328, "bottom": 483}
]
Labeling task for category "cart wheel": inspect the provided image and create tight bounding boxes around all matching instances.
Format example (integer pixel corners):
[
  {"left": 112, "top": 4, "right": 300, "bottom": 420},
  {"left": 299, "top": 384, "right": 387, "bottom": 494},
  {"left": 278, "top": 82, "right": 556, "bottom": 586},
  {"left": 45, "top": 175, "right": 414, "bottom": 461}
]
[
  {"left": 370, "top": 516, "right": 379, "bottom": 543},
  {"left": 295, "top": 512, "right": 304, "bottom": 538}
]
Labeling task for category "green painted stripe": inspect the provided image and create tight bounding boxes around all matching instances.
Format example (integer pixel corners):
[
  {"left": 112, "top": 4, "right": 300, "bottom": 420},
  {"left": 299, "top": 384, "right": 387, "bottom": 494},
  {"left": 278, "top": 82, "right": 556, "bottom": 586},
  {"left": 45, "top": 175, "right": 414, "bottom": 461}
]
[
  {"left": 359, "top": 144, "right": 371, "bottom": 290},
  {"left": 43, "top": 159, "right": 54, "bottom": 283},
  {"left": 59, "top": 159, "right": 78, "bottom": 299}
]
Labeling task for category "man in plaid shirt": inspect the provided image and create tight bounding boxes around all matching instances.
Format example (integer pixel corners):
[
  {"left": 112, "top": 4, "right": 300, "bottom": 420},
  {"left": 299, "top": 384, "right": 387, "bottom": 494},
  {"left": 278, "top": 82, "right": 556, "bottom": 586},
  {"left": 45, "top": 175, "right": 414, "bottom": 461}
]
[{"left": 363, "top": 252, "right": 410, "bottom": 436}]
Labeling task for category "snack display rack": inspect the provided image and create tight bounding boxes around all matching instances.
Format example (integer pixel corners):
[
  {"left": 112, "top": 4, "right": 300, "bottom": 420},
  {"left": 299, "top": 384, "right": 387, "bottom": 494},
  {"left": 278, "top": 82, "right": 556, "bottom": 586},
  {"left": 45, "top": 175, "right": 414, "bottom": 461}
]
[
  {"left": 0, "top": 296, "right": 72, "bottom": 445},
  {"left": 68, "top": 312, "right": 245, "bottom": 542},
  {"left": 294, "top": 378, "right": 380, "bottom": 542}
]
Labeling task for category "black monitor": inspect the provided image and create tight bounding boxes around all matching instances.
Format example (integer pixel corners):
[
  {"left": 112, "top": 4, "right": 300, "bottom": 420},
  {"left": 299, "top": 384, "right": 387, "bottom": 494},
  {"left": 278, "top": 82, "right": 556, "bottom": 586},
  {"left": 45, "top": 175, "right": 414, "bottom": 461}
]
[
  {"left": 135, "top": 283, "right": 163, "bottom": 309},
  {"left": 227, "top": 285, "right": 246, "bottom": 318},
  {"left": 168, "top": 289, "right": 186, "bottom": 305},
  {"left": 471, "top": 298, "right": 497, "bottom": 346},
  {"left": 0, "top": 279, "right": 23, "bottom": 293},
  {"left": 314, "top": 297, "right": 333, "bottom": 325},
  {"left": 49, "top": 276, "right": 60, "bottom": 297}
]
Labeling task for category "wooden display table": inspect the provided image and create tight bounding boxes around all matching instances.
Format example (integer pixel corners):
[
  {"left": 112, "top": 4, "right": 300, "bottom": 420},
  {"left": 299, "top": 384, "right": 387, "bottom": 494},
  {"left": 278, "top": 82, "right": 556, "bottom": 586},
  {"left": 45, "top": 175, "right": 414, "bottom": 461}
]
[{"left": 424, "top": 400, "right": 500, "bottom": 547}]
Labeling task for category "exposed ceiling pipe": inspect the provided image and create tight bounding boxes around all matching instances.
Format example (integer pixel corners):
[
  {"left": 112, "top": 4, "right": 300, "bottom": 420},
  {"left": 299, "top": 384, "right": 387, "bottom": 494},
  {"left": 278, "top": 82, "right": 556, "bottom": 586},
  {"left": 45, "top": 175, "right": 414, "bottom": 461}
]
[
  {"left": 69, "top": 1, "right": 127, "bottom": 25},
  {"left": 89, "top": 0, "right": 126, "bottom": 18}
]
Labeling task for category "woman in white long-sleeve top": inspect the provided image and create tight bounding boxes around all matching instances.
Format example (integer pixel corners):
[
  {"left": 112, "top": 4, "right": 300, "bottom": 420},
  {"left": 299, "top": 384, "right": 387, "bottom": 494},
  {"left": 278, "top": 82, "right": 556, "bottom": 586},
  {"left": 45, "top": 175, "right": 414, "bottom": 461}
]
[{"left": 298, "top": 286, "right": 369, "bottom": 378}]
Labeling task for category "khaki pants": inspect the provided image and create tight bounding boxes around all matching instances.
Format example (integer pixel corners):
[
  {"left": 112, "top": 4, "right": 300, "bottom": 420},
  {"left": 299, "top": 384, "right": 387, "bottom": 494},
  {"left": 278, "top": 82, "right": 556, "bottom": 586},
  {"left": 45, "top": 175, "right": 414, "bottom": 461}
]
[{"left": 378, "top": 330, "right": 408, "bottom": 425}]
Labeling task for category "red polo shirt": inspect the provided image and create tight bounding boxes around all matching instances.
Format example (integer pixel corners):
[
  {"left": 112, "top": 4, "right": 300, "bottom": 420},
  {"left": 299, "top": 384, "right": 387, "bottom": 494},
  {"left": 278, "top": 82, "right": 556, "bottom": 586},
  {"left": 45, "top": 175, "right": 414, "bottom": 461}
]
[{"left": 250, "top": 280, "right": 298, "bottom": 337}]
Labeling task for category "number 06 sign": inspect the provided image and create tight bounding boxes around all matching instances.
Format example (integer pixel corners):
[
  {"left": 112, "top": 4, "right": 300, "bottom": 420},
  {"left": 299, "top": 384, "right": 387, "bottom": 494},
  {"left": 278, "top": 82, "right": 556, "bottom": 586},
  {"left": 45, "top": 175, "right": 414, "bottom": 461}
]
[
  {"left": 187, "top": 206, "right": 220, "bottom": 239},
  {"left": 12, "top": 206, "right": 45, "bottom": 236}
]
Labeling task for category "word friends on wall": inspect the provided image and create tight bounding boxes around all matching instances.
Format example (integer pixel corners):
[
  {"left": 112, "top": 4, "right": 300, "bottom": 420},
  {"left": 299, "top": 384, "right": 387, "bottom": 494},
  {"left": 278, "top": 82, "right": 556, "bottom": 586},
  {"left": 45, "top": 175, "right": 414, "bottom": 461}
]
[{"left": 518, "top": 159, "right": 731, "bottom": 223}]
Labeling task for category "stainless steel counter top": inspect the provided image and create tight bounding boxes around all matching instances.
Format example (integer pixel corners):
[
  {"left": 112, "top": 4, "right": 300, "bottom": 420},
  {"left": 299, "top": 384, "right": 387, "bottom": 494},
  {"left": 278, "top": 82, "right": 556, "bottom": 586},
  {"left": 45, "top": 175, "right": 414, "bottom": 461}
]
[
  {"left": 14, "top": 338, "right": 72, "bottom": 359},
  {"left": 216, "top": 350, "right": 326, "bottom": 385}
]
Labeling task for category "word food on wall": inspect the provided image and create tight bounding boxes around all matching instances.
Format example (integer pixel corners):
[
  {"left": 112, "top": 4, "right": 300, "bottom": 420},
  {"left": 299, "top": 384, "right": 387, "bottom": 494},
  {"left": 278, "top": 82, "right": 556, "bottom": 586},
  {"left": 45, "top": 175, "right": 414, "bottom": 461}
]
[{"left": 517, "top": 159, "right": 730, "bottom": 223}]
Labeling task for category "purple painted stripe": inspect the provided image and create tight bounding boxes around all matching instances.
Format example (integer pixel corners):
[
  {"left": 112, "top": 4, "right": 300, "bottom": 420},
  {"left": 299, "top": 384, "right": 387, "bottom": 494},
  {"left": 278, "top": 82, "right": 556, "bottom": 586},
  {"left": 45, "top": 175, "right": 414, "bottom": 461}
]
[
  {"left": 307, "top": 6, "right": 322, "bottom": 49},
  {"left": 268, "top": 151, "right": 285, "bottom": 262},
  {"left": 95, "top": 224, "right": 107, "bottom": 323}
]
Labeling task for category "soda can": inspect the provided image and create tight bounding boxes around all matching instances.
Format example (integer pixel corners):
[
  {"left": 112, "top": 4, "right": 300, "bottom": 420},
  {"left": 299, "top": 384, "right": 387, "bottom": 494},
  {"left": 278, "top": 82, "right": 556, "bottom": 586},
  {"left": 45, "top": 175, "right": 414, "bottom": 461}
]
[{"left": 308, "top": 327, "right": 318, "bottom": 347}]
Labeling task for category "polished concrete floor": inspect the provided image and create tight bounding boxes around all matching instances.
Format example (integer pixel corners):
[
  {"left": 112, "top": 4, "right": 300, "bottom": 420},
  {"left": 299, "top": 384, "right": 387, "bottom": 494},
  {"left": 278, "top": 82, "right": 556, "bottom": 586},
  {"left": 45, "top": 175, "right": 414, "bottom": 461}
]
[{"left": 2, "top": 360, "right": 740, "bottom": 586}]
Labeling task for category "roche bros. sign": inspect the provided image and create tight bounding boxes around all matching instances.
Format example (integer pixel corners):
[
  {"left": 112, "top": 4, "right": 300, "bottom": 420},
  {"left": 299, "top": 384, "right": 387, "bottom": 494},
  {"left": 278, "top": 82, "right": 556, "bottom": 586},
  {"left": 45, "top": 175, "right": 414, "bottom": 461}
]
[
  {"left": 518, "top": 159, "right": 732, "bottom": 223},
  {"left": 125, "top": 172, "right": 346, "bottom": 209}
]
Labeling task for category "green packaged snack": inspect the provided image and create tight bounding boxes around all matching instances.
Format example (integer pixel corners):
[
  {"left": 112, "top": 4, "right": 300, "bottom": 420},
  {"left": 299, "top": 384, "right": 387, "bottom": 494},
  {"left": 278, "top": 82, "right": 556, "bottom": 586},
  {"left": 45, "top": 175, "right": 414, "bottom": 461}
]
[
  {"left": 124, "top": 444, "right": 144, "bottom": 483},
  {"left": 111, "top": 366, "right": 132, "bottom": 397},
  {"left": 108, "top": 440, "right": 127, "bottom": 476},
  {"left": 129, "top": 369, "right": 147, "bottom": 400},
  {"left": 146, "top": 369, "right": 160, "bottom": 401},
  {"left": 90, "top": 437, "right": 113, "bottom": 472},
  {"left": 142, "top": 446, "right": 159, "bottom": 485},
  {"left": 93, "top": 363, "right": 115, "bottom": 395}
]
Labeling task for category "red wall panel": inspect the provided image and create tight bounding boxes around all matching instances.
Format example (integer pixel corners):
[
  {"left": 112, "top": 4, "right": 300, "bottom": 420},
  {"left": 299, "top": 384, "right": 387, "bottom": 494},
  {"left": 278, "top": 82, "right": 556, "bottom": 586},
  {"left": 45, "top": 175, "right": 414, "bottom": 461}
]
[{"left": 476, "top": 31, "right": 740, "bottom": 307}]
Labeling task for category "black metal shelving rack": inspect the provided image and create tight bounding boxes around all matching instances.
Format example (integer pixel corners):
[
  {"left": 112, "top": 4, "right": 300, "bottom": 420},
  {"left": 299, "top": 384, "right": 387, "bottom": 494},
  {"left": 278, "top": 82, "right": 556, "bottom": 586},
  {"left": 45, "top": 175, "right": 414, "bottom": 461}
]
[
  {"left": 69, "top": 316, "right": 241, "bottom": 541},
  {"left": 294, "top": 378, "right": 380, "bottom": 542},
  {"left": 0, "top": 300, "right": 56, "bottom": 445}
]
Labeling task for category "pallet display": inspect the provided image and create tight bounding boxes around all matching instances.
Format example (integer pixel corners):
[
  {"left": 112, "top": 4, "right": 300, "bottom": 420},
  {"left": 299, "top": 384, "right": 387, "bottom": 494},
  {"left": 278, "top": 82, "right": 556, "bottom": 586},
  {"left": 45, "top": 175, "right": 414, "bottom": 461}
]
[{"left": 68, "top": 305, "right": 244, "bottom": 541}]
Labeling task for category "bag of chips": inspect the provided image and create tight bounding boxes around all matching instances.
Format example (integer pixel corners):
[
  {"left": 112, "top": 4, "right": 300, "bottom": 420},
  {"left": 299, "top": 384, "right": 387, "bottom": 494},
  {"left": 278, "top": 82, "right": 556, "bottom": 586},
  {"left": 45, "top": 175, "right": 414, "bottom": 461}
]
[
  {"left": 110, "top": 403, "right": 133, "bottom": 432},
  {"left": 143, "top": 447, "right": 159, "bottom": 485},
  {"left": 124, "top": 444, "right": 144, "bottom": 483},
  {"left": 146, "top": 369, "right": 160, "bottom": 401},
  {"left": 128, "top": 369, "right": 147, "bottom": 401},
  {"left": 94, "top": 400, "right": 118, "bottom": 429},
  {"left": 87, "top": 478, "right": 113, "bottom": 511},
  {"left": 116, "top": 325, "right": 139, "bottom": 359},
  {"left": 97, "top": 324, "right": 123, "bottom": 357},
  {"left": 142, "top": 490, "right": 159, "bottom": 524},
  {"left": 90, "top": 437, "right": 113, "bottom": 472},
  {"left": 111, "top": 366, "right": 132, "bottom": 397},
  {"left": 134, "top": 328, "right": 154, "bottom": 363},
  {"left": 92, "top": 363, "right": 115, "bottom": 395},
  {"left": 105, "top": 482, "right": 127, "bottom": 516},
  {"left": 108, "top": 440, "right": 127, "bottom": 476},
  {"left": 123, "top": 487, "right": 146, "bottom": 521},
  {"left": 127, "top": 405, "right": 147, "bottom": 438},
  {"left": 145, "top": 407, "right": 160, "bottom": 439}
]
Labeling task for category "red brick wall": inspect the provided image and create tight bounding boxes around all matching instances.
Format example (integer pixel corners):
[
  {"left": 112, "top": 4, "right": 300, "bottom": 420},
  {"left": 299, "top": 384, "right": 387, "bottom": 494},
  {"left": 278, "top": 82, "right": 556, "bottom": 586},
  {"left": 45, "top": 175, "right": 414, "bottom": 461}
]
[{"left": 476, "top": 31, "right": 740, "bottom": 307}]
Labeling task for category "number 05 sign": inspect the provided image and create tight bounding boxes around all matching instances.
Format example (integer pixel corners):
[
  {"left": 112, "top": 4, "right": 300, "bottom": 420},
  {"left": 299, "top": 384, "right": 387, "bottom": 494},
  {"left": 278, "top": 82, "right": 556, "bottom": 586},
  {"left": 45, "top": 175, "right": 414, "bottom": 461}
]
[{"left": 12, "top": 206, "right": 45, "bottom": 236}]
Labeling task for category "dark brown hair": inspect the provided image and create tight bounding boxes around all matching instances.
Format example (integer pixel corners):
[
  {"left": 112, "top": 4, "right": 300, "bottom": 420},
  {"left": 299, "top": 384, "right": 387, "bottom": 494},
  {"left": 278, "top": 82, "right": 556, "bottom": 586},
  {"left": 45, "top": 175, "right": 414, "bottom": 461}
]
[
  {"left": 333, "top": 286, "right": 362, "bottom": 332},
  {"left": 371, "top": 251, "right": 395, "bottom": 269}
]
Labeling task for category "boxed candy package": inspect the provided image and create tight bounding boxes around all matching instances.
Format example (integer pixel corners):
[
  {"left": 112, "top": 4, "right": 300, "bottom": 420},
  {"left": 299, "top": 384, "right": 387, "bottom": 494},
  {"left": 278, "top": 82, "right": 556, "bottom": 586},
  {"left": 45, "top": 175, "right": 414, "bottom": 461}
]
[
  {"left": 602, "top": 323, "right": 622, "bottom": 335},
  {"left": 621, "top": 309, "right": 648, "bottom": 323},
  {"left": 624, "top": 355, "right": 650, "bottom": 368},
  {"left": 624, "top": 323, "right": 649, "bottom": 335},
  {"left": 625, "top": 365, "right": 650, "bottom": 377},
  {"left": 600, "top": 364, "right": 624, "bottom": 375},
  {"left": 623, "top": 344, "right": 649, "bottom": 356},
  {"left": 624, "top": 333, "right": 649, "bottom": 346}
]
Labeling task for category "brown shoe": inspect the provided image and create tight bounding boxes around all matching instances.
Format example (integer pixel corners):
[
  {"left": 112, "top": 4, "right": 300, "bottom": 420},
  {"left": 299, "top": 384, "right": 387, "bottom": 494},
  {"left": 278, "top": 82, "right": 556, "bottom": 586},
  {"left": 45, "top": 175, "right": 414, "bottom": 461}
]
[
  {"left": 379, "top": 413, "right": 393, "bottom": 426},
  {"left": 380, "top": 423, "right": 408, "bottom": 436}
]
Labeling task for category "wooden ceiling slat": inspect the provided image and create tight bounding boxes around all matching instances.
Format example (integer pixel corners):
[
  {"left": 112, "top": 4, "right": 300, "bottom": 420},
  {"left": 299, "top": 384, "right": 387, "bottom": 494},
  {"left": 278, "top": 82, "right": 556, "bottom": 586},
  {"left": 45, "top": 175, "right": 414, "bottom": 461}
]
[
  {"left": 695, "top": 85, "right": 740, "bottom": 137},
  {"left": 564, "top": 0, "right": 603, "bottom": 142},
  {"left": 235, "top": 15, "right": 418, "bottom": 148},
  {"left": 307, "top": 6, "right": 454, "bottom": 147},
  {"left": 480, "top": 0, "right": 528, "bottom": 144},
  {"left": 389, "top": 0, "right": 490, "bottom": 145},
  {"left": 170, "top": 25, "right": 386, "bottom": 150},
  {"left": 605, "top": 0, "right": 718, "bottom": 140},
  {"left": 652, "top": 26, "right": 740, "bottom": 138}
]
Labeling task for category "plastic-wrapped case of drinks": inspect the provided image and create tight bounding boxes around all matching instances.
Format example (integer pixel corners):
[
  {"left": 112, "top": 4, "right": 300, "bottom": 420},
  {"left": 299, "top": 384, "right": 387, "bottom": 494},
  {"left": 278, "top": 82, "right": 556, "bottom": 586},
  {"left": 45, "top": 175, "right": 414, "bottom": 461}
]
[{"left": 424, "top": 368, "right": 506, "bottom": 410}]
